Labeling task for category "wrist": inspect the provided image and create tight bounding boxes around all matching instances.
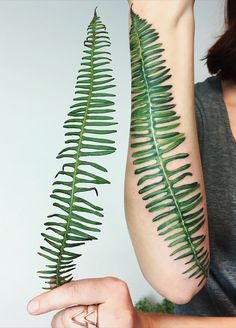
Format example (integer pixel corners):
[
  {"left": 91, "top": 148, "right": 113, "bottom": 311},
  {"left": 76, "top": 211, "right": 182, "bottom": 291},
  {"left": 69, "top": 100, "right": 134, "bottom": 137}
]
[
  {"left": 129, "top": 0, "right": 194, "bottom": 28},
  {"left": 133, "top": 310, "right": 153, "bottom": 328}
]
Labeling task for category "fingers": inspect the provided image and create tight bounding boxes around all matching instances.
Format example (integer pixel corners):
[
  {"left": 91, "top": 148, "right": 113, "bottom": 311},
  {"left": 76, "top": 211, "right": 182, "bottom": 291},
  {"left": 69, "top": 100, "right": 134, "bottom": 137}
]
[
  {"left": 27, "top": 276, "right": 126, "bottom": 315},
  {"left": 51, "top": 305, "right": 89, "bottom": 328}
]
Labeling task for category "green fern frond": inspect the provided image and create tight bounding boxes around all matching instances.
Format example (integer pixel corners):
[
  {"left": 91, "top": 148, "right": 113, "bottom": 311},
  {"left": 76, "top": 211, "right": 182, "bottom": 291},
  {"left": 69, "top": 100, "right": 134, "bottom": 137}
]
[
  {"left": 38, "top": 8, "right": 117, "bottom": 290},
  {"left": 130, "top": 7, "right": 209, "bottom": 285}
]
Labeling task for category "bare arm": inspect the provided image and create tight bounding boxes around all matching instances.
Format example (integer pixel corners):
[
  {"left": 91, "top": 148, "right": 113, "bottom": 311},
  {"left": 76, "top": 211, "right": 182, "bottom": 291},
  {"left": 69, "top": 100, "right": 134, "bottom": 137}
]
[
  {"left": 137, "top": 311, "right": 236, "bottom": 328},
  {"left": 125, "top": 0, "right": 209, "bottom": 304},
  {"left": 27, "top": 277, "right": 236, "bottom": 328}
]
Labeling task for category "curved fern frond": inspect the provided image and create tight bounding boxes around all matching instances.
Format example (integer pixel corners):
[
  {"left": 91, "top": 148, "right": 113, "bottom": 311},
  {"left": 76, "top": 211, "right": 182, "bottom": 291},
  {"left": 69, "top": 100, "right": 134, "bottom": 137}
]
[
  {"left": 130, "top": 7, "right": 209, "bottom": 286},
  {"left": 38, "top": 8, "right": 117, "bottom": 289}
]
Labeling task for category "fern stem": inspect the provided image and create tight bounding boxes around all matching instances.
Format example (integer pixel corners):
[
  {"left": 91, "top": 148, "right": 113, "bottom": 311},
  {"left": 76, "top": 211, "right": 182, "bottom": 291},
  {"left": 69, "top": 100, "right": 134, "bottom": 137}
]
[{"left": 55, "top": 19, "right": 97, "bottom": 287}]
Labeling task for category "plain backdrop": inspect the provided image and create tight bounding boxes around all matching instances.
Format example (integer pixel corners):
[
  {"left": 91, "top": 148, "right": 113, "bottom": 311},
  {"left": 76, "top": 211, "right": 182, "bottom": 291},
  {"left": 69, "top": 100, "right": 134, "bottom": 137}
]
[{"left": 0, "top": 0, "right": 225, "bottom": 327}]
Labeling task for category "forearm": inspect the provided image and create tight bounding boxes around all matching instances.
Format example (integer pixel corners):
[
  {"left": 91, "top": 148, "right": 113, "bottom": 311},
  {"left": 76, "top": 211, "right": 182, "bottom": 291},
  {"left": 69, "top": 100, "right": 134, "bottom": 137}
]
[
  {"left": 136, "top": 312, "right": 236, "bottom": 328},
  {"left": 125, "top": 0, "right": 209, "bottom": 303}
]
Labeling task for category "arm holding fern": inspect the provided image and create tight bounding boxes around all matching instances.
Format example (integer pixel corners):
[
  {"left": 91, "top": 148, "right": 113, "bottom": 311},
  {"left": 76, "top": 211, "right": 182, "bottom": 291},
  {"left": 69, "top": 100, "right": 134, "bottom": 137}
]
[
  {"left": 27, "top": 278, "right": 236, "bottom": 328},
  {"left": 125, "top": 0, "right": 209, "bottom": 304},
  {"left": 26, "top": 2, "right": 235, "bottom": 327}
]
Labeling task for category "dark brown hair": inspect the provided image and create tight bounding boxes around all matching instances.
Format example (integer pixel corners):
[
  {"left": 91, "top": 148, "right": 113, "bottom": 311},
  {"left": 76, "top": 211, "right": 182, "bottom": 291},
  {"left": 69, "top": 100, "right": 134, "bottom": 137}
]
[{"left": 204, "top": 0, "right": 236, "bottom": 83}]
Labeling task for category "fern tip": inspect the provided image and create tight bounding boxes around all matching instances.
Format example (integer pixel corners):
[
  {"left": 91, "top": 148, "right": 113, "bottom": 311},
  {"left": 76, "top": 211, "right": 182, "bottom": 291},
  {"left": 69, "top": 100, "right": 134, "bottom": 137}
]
[
  {"left": 94, "top": 6, "right": 98, "bottom": 17},
  {"left": 130, "top": 2, "right": 134, "bottom": 13}
]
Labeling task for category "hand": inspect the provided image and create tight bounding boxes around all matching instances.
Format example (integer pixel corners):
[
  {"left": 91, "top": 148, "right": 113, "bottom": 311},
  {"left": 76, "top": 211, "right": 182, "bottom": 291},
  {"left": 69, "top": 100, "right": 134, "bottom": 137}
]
[{"left": 27, "top": 276, "right": 141, "bottom": 328}]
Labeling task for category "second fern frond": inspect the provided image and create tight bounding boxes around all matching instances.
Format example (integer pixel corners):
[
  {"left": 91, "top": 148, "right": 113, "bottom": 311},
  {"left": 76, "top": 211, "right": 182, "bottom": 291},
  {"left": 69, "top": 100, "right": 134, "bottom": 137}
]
[{"left": 129, "top": 7, "right": 209, "bottom": 286}]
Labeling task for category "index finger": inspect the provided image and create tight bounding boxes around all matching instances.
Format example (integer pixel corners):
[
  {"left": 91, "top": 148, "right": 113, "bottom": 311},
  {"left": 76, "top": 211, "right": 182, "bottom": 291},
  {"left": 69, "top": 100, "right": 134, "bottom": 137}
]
[{"left": 27, "top": 276, "right": 124, "bottom": 315}]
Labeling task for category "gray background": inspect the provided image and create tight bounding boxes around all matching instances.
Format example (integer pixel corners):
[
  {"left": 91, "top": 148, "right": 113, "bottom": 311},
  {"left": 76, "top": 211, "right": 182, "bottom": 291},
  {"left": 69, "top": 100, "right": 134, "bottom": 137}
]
[{"left": 0, "top": 0, "right": 225, "bottom": 327}]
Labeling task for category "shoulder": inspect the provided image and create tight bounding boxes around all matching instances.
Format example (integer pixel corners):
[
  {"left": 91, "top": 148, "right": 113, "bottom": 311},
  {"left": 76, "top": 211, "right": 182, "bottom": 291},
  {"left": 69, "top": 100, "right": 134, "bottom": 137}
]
[
  {"left": 194, "top": 75, "right": 221, "bottom": 105},
  {"left": 193, "top": 75, "right": 223, "bottom": 149},
  {"left": 192, "top": 75, "right": 221, "bottom": 147},
  {"left": 193, "top": 75, "right": 222, "bottom": 128}
]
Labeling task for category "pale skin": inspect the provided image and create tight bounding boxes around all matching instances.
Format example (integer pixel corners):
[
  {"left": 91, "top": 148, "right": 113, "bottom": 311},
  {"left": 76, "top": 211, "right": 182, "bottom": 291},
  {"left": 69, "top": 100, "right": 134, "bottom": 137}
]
[
  {"left": 27, "top": 1, "right": 236, "bottom": 327},
  {"left": 222, "top": 79, "right": 236, "bottom": 140},
  {"left": 125, "top": 0, "right": 209, "bottom": 302}
]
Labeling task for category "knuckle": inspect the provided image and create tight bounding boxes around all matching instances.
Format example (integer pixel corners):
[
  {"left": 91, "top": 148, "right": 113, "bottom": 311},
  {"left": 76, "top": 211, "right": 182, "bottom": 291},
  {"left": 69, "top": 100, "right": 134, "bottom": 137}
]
[
  {"left": 105, "top": 275, "right": 121, "bottom": 284},
  {"left": 51, "top": 309, "right": 68, "bottom": 328},
  {"left": 65, "top": 280, "right": 79, "bottom": 299},
  {"left": 105, "top": 276, "right": 129, "bottom": 292},
  {"left": 62, "top": 309, "right": 69, "bottom": 325},
  {"left": 115, "top": 278, "right": 129, "bottom": 292},
  {"left": 51, "top": 312, "right": 60, "bottom": 328},
  {"left": 51, "top": 318, "right": 55, "bottom": 328}
]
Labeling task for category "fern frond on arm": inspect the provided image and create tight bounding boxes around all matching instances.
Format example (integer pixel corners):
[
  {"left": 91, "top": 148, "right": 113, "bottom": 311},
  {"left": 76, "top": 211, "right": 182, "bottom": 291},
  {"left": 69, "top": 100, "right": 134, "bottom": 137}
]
[
  {"left": 37, "top": 8, "right": 117, "bottom": 290},
  {"left": 125, "top": 5, "right": 209, "bottom": 292}
]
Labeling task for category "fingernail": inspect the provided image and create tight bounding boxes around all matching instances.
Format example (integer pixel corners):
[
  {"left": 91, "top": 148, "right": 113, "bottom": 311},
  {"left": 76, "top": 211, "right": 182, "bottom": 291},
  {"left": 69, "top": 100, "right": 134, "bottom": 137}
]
[{"left": 27, "top": 300, "right": 39, "bottom": 314}]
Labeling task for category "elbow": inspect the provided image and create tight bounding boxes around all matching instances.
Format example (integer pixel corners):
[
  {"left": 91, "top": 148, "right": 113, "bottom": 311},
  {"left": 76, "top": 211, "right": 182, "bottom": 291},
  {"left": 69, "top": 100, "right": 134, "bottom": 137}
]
[
  {"left": 159, "top": 282, "right": 206, "bottom": 305},
  {"left": 160, "top": 279, "right": 207, "bottom": 305},
  {"left": 143, "top": 271, "right": 207, "bottom": 305},
  {"left": 162, "top": 289, "right": 196, "bottom": 305}
]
